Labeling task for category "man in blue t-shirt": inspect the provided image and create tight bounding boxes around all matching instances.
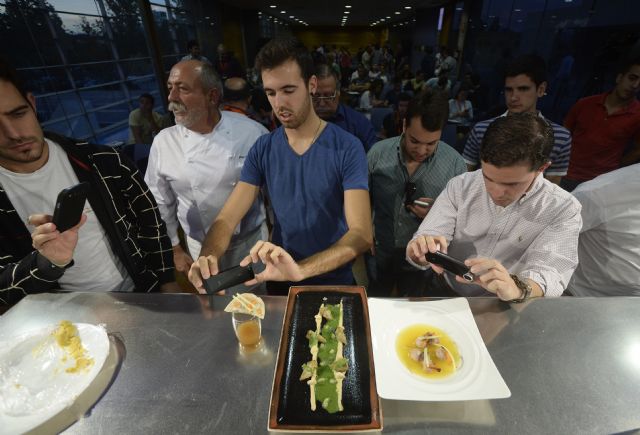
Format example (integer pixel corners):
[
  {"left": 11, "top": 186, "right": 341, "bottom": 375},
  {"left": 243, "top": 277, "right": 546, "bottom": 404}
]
[{"left": 189, "top": 37, "right": 373, "bottom": 295}]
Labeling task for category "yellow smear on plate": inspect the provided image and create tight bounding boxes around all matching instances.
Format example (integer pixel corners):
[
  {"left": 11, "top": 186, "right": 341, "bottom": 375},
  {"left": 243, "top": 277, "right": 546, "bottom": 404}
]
[{"left": 53, "top": 321, "right": 94, "bottom": 373}]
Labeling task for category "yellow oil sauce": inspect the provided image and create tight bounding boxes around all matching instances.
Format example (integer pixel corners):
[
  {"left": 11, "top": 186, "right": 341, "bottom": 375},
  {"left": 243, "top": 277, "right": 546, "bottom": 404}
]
[
  {"left": 395, "top": 324, "right": 461, "bottom": 380},
  {"left": 53, "top": 320, "right": 94, "bottom": 373}
]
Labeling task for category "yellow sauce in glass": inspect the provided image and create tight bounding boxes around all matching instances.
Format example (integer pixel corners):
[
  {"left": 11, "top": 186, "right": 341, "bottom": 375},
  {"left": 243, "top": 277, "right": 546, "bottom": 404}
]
[
  {"left": 395, "top": 324, "right": 461, "bottom": 380},
  {"left": 236, "top": 319, "right": 261, "bottom": 347}
]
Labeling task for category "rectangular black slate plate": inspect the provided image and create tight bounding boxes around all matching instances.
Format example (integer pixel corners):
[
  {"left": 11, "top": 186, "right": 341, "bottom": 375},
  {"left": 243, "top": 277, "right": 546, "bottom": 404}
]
[{"left": 268, "top": 286, "right": 382, "bottom": 432}]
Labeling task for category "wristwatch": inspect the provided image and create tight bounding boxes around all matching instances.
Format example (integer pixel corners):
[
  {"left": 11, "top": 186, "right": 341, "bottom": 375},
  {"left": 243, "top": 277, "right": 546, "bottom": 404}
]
[{"left": 508, "top": 274, "right": 532, "bottom": 303}]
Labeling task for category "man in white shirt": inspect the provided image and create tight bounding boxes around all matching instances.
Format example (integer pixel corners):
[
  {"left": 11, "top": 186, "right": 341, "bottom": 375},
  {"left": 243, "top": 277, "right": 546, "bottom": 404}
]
[
  {"left": 407, "top": 113, "right": 582, "bottom": 301},
  {"left": 0, "top": 59, "right": 176, "bottom": 304},
  {"left": 145, "top": 60, "right": 268, "bottom": 288},
  {"left": 567, "top": 164, "right": 640, "bottom": 296}
]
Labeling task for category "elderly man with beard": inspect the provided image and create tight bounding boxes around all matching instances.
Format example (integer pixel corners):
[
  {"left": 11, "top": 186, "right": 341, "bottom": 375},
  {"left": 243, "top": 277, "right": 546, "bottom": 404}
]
[
  {"left": 145, "top": 60, "right": 269, "bottom": 290},
  {"left": 188, "top": 37, "right": 372, "bottom": 295}
]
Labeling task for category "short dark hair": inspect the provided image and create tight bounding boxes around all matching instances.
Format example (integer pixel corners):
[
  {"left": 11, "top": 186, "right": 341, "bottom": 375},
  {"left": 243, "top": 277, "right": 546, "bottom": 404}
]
[
  {"left": 315, "top": 63, "right": 339, "bottom": 84},
  {"left": 618, "top": 56, "right": 640, "bottom": 75},
  {"left": 255, "top": 37, "right": 315, "bottom": 85},
  {"left": 405, "top": 88, "right": 449, "bottom": 132},
  {"left": 480, "top": 112, "right": 553, "bottom": 170},
  {"left": 0, "top": 57, "right": 31, "bottom": 107},
  {"left": 139, "top": 93, "right": 154, "bottom": 104},
  {"left": 187, "top": 40, "right": 199, "bottom": 50},
  {"left": 505, "top": 54, "right": 547, "bottom": 87}
]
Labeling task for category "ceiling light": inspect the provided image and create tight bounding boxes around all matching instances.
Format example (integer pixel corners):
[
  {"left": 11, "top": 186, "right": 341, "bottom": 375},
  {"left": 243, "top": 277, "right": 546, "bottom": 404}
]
[
  {"left": 386, "top": 16, "right": 390, "bottom": 18},
  {"left": 345, "top": 5, "right": 352, "bottom": 8},
  {"left": 270, "top": 4, "right": 276, "bottom": 8},
  {"left": 395, "top": 11, "right": 400, "bottom": 14},
  {"left": 345, "top": 11, "right": 350, "bottom": 14},
  {"left": 280, "top": 10, "right": 285, "bottom": 13},
  {"left": 404, "top": 6, "right": 411, "bottom": 9}
]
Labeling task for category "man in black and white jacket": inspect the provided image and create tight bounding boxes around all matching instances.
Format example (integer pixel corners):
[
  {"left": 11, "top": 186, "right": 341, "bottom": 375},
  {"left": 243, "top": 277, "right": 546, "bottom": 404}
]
[{"left": 0, "top": 59, "right": 176, "bottom": 304}]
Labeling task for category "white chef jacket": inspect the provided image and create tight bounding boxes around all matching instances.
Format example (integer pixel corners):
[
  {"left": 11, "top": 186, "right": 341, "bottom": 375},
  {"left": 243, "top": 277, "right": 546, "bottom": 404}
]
[{"left": 145, "top": 110, "right": 268, "bottom": 249}]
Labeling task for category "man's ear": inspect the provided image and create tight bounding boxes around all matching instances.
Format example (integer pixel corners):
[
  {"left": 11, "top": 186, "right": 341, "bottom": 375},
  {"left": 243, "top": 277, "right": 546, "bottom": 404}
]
[
  {"left": 615, "top": 73, "right": 622, "bottom": 86},
  {"left": 209, "top": 87, "right": 221, "bottom": 106},
  {"left": 537, "top": 81, "right": 548, "bottom": 97},
  {"left": 402, "top": 118, "right": 407, "bottom": 133},
  {"left": 537, "top": 161, "right": 551, "bottom": 174},
  {"left": 308, "top": 75, "right": 318, "bottom": 95},
  {"left": 27, "top": 92, "right": 37, "bottom": 111}
]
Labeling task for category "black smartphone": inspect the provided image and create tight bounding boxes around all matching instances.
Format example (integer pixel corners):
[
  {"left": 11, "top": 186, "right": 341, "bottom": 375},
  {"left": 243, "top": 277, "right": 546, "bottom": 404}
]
[
  {"left": 425, "top": 251, "right": 475, "bottom": 282},
  {"left": 52, "top": 182, "right": 90, "bottom": 233},
  {"left": 203, "top": 264, "right": 255, "bottom": 293}
]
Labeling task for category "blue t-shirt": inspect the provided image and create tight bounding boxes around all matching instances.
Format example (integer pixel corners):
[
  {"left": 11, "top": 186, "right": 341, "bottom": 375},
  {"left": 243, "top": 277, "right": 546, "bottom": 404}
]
[{"left": 240, "top": 122, "right": 368, "bottom": 285}]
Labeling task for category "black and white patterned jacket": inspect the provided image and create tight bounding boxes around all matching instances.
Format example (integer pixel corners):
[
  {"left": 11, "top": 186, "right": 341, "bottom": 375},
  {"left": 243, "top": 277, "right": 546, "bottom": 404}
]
[{"left": 0, "top": 132, "right": 174, "bottom": 304}]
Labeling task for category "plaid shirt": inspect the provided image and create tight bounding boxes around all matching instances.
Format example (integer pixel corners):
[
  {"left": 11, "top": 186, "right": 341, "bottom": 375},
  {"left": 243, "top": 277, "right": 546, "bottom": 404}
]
[{"left": 0, "top": 132, "right": 174, "bottom": 304}]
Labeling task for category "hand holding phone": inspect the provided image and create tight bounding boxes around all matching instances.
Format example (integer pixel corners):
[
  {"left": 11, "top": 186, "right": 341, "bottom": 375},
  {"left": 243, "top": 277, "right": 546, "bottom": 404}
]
[
  {"left": 406, "top": 197, "right": 434, "bottom": 219},
  {"left": 52, "top": 182, "right": 90, "bottom": 232},
  {"left": 425, "top": 251, "right": 475, "bottom": 282},
  {"left": 203, "top": 264, "right": 255, "bottom": 294},
  {"left": 413, "top": 199, "right": 431, "bottom": 207}
]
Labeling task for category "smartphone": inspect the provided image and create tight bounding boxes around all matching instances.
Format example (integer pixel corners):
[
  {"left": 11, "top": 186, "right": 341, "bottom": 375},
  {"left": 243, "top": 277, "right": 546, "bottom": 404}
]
[
  {"left": 425, "top": 251, "right": 475, "bottom": 282},
  {"left": 52, "top": 182, "right": 90, "bottom": 232},
  {"left": 203, "top": 264, "right": 255, "bottom": 293},
  {"left": 413, "top": 200, "right": 431, "bottom": 207}
]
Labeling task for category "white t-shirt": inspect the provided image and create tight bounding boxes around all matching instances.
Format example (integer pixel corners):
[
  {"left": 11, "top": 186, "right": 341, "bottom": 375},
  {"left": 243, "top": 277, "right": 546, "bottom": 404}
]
[{"left": 0, "top": 139, "right": 134, "bottom": 292}]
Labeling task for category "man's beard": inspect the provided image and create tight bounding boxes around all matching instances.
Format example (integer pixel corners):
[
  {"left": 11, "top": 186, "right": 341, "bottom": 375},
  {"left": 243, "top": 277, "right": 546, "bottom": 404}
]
[
  {"left": 0, "top": 136, "right": 45, "bottom": 165},
  {"left": 278, "top": 98, "right": 312, "bottom": 129},
  {"left": 169, "top": 102, "right": 206, "bottom": 129}
]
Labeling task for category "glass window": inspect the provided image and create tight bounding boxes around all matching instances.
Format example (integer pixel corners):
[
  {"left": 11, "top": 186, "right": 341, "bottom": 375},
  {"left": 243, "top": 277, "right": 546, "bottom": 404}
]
[
  {"left": 0, "top": 8, "right": 62, "bottom": 67},
  {"left": 41, "top": 118, "right": 73, "bottom": 138},
  {"left": 48, "top": 0, "right": 100, "bottom": 16},
  {"left": 127, "top": 76, "right": 162, "bottom": 97},
  {"left": 56, "top": 13, "right": 113, "bottom": 63},
  {"left": 67, "top": 114, "right": 96, "bottom": 139},
  {"left": 20, "top": 67, "right": 72, "bottom": 94},
  {"left": 103, "top": 0, "right": 140, "bottom": 18},
  {"left": 79, "top": 83, "right": 126, "bottom": 111},
  {"left": 121, "top": 58, "right": 154, "bottom": 79},
  {"left": 93, "top": 102, "right": 132, "bottom": 129},
  {"left": 105, "top": 16, "right": 147, "bottom": 59},
  {"left": 70, "top": 62, "right": 121, "bottom": 88},
  {"left": 36, "top": 92, "right": 84, "bottom": 122}
]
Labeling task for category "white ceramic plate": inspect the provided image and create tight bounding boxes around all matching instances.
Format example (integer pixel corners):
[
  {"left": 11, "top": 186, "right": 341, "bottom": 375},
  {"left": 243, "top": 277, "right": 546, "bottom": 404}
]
[
  {"left": 368, "top": 298, "right": 510, "bottom": 401},
  {"left": 0, "top": 323, "right": 109, "bottom": 434}
]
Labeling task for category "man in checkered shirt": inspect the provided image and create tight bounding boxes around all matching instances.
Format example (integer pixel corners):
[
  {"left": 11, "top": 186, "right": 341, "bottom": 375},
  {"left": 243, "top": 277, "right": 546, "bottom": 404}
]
[
  {"left": 0, "top": 59, "right": 176, "bottom": 305},
  {"left": 407, "top": 113, "right": 582, "bottom": 301}
]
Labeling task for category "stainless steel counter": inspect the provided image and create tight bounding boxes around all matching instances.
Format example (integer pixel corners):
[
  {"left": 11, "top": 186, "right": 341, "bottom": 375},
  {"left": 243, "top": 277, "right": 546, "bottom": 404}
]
[{"left": 2, "top": 292, "right": 639, "bottom": 434}]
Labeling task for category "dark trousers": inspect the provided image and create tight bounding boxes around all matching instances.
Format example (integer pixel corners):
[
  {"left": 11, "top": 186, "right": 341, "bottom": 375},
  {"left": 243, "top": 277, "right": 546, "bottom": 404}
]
[{"left": 366, "top": 250, "right": 439, "bottom": 297}]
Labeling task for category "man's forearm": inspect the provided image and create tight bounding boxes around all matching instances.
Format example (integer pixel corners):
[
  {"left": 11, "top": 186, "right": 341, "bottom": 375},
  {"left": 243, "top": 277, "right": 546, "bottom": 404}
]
[
  {"left": 298, "top": 228, "right": 372, "bottom": 281},
  {"left": 199, "top": 218, "right": 235, "bottom": 258}
]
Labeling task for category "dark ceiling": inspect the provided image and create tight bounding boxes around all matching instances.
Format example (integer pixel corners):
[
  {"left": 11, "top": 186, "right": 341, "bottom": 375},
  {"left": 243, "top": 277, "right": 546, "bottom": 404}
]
[{"left": 216, "top": 0, "right": 452, "bottom": 27}]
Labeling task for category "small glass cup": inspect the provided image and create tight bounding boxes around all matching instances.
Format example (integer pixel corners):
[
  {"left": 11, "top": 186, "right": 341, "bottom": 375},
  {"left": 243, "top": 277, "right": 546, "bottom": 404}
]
[{"left": 232, "top": 312, "right": 262, "bottom": 348}]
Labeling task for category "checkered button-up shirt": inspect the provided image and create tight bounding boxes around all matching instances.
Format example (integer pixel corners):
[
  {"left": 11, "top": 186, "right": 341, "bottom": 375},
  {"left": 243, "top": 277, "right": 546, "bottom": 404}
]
[{"left": 410, "top": 170, "right": 582, "bottom": 297}]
